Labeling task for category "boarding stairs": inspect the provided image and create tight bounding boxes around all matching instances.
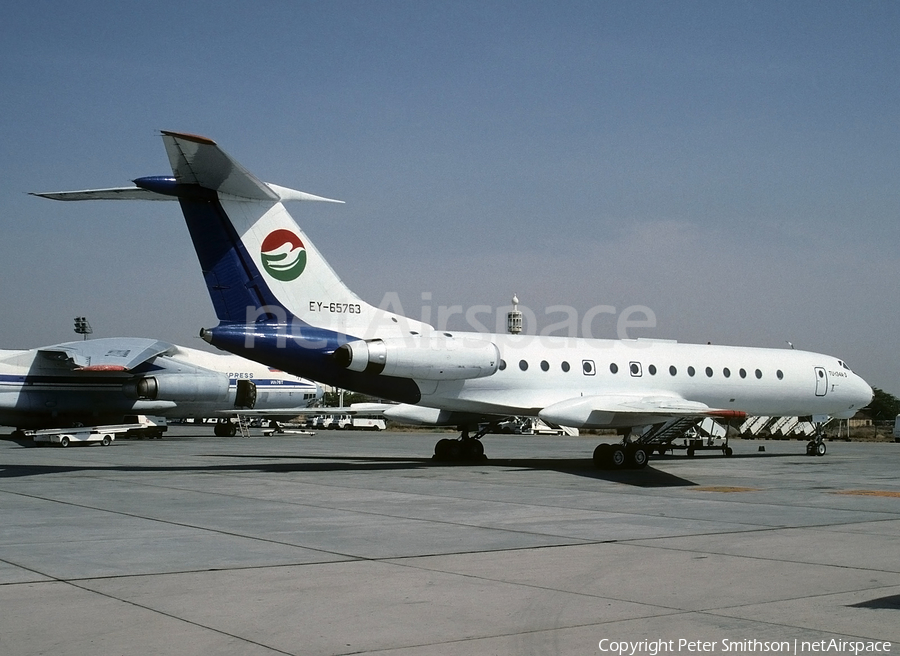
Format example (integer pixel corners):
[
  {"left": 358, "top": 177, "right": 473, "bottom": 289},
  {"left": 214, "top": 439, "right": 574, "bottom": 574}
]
[
  {"left": 634, "top": 417, "right": 702, "bottom": 453},
  {"left": 738, "top": 416, "right": 831, "bottom": 439}
]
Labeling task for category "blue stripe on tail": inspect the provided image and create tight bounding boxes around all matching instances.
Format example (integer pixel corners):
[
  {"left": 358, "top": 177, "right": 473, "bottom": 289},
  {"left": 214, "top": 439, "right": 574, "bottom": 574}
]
[
  {"left": 178, "top": 196, "right": 280, "bottom": 323},
  {"left": 133, "top": 175, "right": 281, "bottom": 323}
]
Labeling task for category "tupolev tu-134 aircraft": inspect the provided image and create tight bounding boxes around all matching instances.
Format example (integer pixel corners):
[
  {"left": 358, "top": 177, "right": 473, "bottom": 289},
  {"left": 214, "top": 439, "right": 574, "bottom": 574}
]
[
  {"left": 34, "top": 131, "right": 874, "bottom": 468},
  {"left": 0, "top": 337, "right": 321, "bottom": 436}
]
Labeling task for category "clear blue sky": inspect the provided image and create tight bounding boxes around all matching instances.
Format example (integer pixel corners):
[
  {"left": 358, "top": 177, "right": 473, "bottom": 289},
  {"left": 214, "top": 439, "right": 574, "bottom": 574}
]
[{"left": 2, "top": 1, "right": 898, "bottom": 395}]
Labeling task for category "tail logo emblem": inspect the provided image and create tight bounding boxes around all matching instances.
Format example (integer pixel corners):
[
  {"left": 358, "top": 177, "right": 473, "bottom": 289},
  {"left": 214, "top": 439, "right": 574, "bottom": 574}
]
[{"left": 261, "top": 229, "right": 307, "bottom": 281}]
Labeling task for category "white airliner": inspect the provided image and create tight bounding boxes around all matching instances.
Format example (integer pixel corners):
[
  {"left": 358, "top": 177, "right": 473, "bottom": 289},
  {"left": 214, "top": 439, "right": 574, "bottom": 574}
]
[
  {"left": 0, "top": 337, "right": 321, "bottom": 437},
  {"left": 34, "top": 131, "right": 873, "bottom": 467}
]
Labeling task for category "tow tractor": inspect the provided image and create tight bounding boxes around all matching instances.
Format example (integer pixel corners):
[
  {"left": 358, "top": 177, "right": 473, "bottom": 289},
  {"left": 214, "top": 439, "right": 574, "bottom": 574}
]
[{"left": 29, "top": 422, "right": 145, "bottom": 447}]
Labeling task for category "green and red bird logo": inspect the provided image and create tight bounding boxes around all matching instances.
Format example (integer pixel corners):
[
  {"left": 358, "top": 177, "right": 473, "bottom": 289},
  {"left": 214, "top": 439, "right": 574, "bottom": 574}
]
[{"left": 261, "top": 229, "right": 307, "bottom": 281}]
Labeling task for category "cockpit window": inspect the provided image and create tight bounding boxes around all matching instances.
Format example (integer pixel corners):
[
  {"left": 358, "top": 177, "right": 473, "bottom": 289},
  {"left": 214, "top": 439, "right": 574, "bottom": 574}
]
[{"left": 838, "top": 360, "right": 852, "bottom": 371}]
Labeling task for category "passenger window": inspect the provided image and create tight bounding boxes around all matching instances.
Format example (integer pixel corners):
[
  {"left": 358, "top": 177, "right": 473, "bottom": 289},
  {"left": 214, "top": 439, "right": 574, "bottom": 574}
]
[
  {"left": 688, "top": 366, "right": 695, "bottom": 377},
  {"left": 705, "top": 367, "right": 713, "bottom": 377},
  {"left": 669, "top": 365, "right": 677, "bottom": 376},
  {"left": 582, "top": 360, "right": 595, "bottom": 376},
  {"left": 755, "top": 369, "right": 762, "bottom": 379},
  {"left": 629, "top": 362, "right": 642, "bottom": 377},
  {"left": 499, "top": 360, "right": 507, "bottom": 371},
  {"left": 519, "top": 360, "right": 528, "bottom": 371},
  {"left": 739, "top": 368, "right": 746, "bottom": 378},
  {"left": 723, "top": 368, "right": 731, "bottom": 378},
  {"left": 540, "top": 360, "right": 549, "bottom": 372},
  {"left": 648, "top": 364, "right": 657, "bottom": 375},
  {"left": 777, "top": 370, "right": 784, "bottom": 380},
  {"left": 561, "top": 361, "right": 570, "bottom": 372},
  {"left": 610, "top": 363, "right": 619, "bottom": 374}
]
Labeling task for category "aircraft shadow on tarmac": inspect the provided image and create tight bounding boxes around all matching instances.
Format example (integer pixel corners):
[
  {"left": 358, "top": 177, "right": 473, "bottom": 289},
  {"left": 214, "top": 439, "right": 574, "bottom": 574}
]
[
  {"left": 849, "top": 594, "right": 900, "bottom": 610},
  {"left": 0, "top": 450, "right": 696, "bottom": 487}
]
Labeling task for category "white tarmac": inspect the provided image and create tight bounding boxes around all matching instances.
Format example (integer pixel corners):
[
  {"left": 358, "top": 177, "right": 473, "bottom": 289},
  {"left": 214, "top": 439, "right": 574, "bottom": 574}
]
[{"left": 0, "top": 428, "right": 898, "bottom": 655}]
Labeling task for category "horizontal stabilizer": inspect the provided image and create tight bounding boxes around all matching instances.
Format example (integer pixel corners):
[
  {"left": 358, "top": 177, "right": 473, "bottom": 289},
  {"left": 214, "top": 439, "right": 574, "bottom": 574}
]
[
  {"left": 32, "top": 131, "right": 344, "bottom": 204},
  {"left": 161, "top": 131, "right": 344, "bottom": 203},
  {"left": 30, "top": 187, "right": 173, "bottom": 201}
]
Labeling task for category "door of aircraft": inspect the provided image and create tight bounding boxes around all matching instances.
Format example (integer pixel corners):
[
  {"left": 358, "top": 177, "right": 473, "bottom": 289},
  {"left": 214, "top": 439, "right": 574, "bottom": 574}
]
[
  {"left": 235, "top": 379, "right": 258, "bottom": 408},
  {"left": 814, "top": 367, "right": 828, "bottom": 397}
]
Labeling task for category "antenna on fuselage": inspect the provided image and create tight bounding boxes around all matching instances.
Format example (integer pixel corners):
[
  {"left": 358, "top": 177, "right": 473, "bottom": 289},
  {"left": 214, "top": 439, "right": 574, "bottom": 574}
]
[{"left": 507, "top": 294, "right": 522, "bottom": 335}]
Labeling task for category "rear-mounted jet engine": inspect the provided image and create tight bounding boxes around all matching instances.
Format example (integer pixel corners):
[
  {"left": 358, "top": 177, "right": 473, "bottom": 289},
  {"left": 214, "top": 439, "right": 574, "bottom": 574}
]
[{"left": 334, "top": 335, "right": 500, "bottom": 380}]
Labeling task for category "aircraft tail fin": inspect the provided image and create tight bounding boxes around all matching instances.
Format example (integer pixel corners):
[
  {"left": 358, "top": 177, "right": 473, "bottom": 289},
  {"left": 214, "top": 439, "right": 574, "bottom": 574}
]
[{"left": 35, "top": 131, "right": 426, "bottom": 340}]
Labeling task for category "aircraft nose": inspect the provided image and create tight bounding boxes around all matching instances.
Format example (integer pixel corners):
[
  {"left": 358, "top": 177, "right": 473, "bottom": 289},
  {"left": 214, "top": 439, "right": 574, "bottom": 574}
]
[{"left": 852, "top": 375, "right": 874, "bottom": 409}]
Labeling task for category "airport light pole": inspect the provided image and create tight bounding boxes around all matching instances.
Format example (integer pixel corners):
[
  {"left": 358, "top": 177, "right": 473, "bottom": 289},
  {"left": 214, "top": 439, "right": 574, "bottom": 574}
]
[{"left": 74, "top": 316, "right": 92, "bottom": 340}]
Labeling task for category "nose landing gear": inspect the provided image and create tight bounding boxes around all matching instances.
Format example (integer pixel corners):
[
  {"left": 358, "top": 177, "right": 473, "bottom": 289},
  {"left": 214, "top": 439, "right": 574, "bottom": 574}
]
[{"left": 805, "top": 423, "right": 827, "bottom": 456}]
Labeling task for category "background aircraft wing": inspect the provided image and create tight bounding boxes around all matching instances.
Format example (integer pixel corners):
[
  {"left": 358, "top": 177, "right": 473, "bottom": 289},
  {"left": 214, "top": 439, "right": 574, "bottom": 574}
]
[
  {"left": 272, "top": 402, "right": 397, "bottom": 416},
  {"left": 38, "top": 338, "right": 176, "bottom": 371},
  {"left": 539, "top": 394, "right": 745, "bottom": 428}
]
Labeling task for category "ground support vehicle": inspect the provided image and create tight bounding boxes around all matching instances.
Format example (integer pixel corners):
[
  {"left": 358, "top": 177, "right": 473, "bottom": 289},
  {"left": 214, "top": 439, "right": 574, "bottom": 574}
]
[{"left": 29, "top": 423, "right": 143, "bottom": 447}]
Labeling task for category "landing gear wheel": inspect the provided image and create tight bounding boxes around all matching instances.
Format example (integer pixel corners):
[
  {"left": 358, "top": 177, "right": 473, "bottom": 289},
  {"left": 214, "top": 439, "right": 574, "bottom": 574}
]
[
  {"left": 434, "top": 437, "right": 485, "bottom": 462},
  {"left": 214, "top": 421, "right": 236, "bottom": 437},
  {"left": 445, "top": 440, "right": 462, "bottom": 460},
  {"left": 805, "top": 441, "right": 815, "bottom": 456},
  {"left": 433, "top": 438, "right": 452, "bottom": 460},
  {"left": 101, "top": 435, "right": 112, "bottom": 446},
  {"left": 593, "top": 443, "right": 611, "bottom": 468},
  {"left": 461, "top": 439, "right": 485, "bottom": 460},
  {"left": 724, "top": 446, "right": 733, "bottom": 457},
  {"left": 627, "top": 445, "right": 649, "bottom": 469},
  {"left": 815, "top": 441, "right": 826, "bottom": 456},
  {"left": 609, "top": 445, "right": 627, "bottom": 469}
]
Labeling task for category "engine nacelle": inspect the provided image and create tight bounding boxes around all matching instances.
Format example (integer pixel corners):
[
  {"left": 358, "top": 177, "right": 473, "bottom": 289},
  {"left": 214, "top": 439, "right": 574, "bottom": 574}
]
[
  {"left": 333, "top": 335, "right": 500, "bottom": 380},
  {"left": 125, "top": 374, "right": 229, "bottom": 403}
]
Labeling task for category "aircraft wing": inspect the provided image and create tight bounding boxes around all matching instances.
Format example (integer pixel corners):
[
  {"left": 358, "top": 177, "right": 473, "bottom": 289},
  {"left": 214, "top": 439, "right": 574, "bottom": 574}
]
[
  {"left": 30, "top": 187, "right": 173, "bottom": 201},
  {"left": 539, "top": 394, "right": 745, "bottom": 429},
  {"left": 215, "top": 409, "right": 315, "bottom": 417},
  {"left": 38, "top": 338, "right": 176, "bottom": 372},
  {"left": 274, "top": 403, "right": 397, "bottom": 416}
]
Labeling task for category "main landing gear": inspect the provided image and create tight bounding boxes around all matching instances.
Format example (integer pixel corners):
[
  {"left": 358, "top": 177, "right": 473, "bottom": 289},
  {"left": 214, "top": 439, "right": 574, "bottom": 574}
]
[
  {"left": 805, "top": 424, "right": 827, "bottom": 457},
  {"left": 592, "top": 442, "right": 650, "bottom": 470},
  {"left": 433, "top": 425, "right": 489, "bottom": 463},
  {"left": 214, "top": 419, "right": 237, "bottom": 437}
]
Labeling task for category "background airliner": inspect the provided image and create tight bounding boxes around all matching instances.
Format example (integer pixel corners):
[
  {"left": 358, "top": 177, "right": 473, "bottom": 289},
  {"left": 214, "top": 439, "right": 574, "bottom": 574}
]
[
  {"left": 0, "top": 336, "right": 321, "bottom": 436},
  {"left": 34, "top": 131, "right": 873, "bottom": 468}
]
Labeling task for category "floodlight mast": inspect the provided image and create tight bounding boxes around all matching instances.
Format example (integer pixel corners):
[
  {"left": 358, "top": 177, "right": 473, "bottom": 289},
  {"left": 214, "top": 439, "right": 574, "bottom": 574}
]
[{"left": 74, "top": 316, "right": 92, "bottom": 340}]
